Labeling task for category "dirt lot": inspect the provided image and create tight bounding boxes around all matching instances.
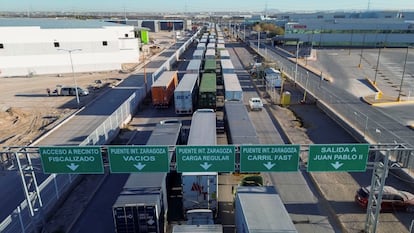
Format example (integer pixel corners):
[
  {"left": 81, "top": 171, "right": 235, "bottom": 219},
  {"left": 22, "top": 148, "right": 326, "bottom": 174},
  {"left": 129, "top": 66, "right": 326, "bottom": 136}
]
[{"left": 0, "top": 71, "right": 132, "bottom": 147}]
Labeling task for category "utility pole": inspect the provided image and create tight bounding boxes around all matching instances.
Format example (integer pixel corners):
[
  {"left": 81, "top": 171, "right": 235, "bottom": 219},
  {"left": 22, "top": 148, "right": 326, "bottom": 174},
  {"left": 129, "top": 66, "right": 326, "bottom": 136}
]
[{"left": 57, "top": 48, "right": 82, "bottom": 107}]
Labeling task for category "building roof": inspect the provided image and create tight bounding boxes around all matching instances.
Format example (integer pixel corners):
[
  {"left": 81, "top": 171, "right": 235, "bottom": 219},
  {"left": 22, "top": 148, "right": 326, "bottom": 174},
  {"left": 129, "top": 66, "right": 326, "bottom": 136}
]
[{"left": 0, "top": 18, "right": 127, "bottom": 28}]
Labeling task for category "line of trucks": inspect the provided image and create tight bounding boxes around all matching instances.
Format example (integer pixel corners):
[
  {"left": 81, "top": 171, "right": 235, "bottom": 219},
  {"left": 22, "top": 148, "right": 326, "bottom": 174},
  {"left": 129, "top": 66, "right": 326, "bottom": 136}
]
[
  {"left": 112, "top": 170, "right": 298, "bottom": 233},
  {"left": 113, "top": 23, "right": 297, "bottom": 233}
]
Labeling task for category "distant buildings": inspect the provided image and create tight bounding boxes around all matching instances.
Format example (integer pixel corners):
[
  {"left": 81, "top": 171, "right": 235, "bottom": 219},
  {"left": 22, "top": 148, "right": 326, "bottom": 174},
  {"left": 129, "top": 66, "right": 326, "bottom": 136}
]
[
  {"left": 0, "top": 18, "right": 139, "bottom": 77},
  {"left": 268, "top": 11, "right": 414, "bottom": 47},
  {"left": 284, "top": 18, "right": 414, "bottom": 47}
]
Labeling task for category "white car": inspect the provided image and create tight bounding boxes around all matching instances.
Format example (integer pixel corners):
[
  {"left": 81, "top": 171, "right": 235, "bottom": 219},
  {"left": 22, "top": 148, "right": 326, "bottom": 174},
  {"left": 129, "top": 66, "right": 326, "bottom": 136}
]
[{"left": 249, "top": 97, "right": 263, "bottom": 111}]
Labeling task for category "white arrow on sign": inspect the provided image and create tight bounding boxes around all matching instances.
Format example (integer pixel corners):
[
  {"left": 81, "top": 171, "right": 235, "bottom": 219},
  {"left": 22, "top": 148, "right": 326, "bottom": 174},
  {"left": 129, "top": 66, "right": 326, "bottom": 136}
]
[
  {"left": 134, "top": 163, "right": 146, "bottom": 171},
  {"left": 67, "top": 163, "right": 79, "bottom": 171},
  {"left": 331, "top": 161, "right": 344, "bottom": 170},
  {"left": 263, "top": 162, "right": 275, "bottom": 170},
  {"left": 200, "top": 162, "right": 212, "bottom": 170}
]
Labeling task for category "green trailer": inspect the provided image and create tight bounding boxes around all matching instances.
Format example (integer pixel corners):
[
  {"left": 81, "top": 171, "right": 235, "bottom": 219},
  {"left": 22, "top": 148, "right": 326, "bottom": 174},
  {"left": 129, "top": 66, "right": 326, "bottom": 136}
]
[
  {"left": 204, "top": 59, "right": 216, "bottom": 73},
  {"left": 198, "top": 73, "right": 217, "bottom": 109}
]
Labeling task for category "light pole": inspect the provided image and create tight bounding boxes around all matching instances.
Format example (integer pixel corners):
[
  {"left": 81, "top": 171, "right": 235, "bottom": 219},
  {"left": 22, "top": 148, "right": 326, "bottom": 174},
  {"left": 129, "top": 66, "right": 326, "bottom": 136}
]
[
  {"left": 58, "top": 48, "right": 82, "bottom": 107},
  {"left": 302, "top": 71, "right": 309, "bottom": 103},
  {"left": 397, "top": 46, "right": 411, "bottom": 101},
  {"left": 358, "top": 34, "right": 366, "bottom": 68},
  {"left": 373, "top": 42, "right": 383, "bottom": 85},
  {"left": 294, "top": 41, "right": 301, "bottom": 85},
  {"left": 243, "top": 24, "right": 246, "bottom": 41}
]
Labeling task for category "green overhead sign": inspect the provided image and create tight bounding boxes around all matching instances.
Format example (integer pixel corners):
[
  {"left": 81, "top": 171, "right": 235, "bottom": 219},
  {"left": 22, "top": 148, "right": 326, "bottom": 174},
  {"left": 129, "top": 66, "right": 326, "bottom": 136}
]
[
  {"left": 39, "top": 146, "right": 103, "bottom": 174},
  {"left": 307, "top": 144, "right": 369, "bottom": 172},
  {"left": 108, "top": 146, "right": 169, "bottom": 173},
  {"left": 240, "top": 145, "right": 300, "bottom": 172},
  {"left": 176, "top": 146, "right": 235, "bottom": 172}
]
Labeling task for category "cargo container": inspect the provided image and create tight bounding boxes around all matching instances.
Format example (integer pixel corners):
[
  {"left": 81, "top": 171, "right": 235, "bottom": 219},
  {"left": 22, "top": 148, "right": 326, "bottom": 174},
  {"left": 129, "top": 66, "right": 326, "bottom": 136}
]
[
  {"left": 172, "top": 224, "right": 223, "bottom": 233},
  {"left": 203, "top": 59, "right": 216, "bottom": 73},
  {"left": 196, "top": 43, "right": 206, "bottom": 51},
  {"left": 219, "top": 50, "right": 230, "bottom": 59},
  {"left": 198, "top": 73, "right": 217, "bottom": 109},
  {"left": 182, "top": 172, "right": 218, "bottom": 217},
  {"left": 224, "top": 101, "right": 259, "bottom": 145},
  {"left": 205, "top": 48, "right": 216, "bottom": 60},
  {"left": 187, "top": 109, "right": 216, "bottom": 146},
  {"left": 220, "top": 59, "right": 235, "bottom": 74},
  {"left": 223, "top": 73, "right": 243, "bottom": 102},
  {"left": 192, "top": 50, "right": 204, "bottom": 60},
  {"left": 235, "top": 186, "right": 298, "bottom": 233},
  {"left": 186, "top": 59, "right": 202, "bottom": 76},
  {"left": 264, "top": 68, "right": 282, "bottom": 88},
  {"left": 216, "top": 43, "right": 225, "bottom": 50},
  {"left": 112, "top": 173, "right": 168, "bottom": 233},
  {"left": 174, "top": 74, "right": 198, "bottom": 114},
  {"left": 207, "top": 42, "right": 215, "bottom": 49},
  {"left": 151, "top": 71, "right": 178, "bottom": 107}
]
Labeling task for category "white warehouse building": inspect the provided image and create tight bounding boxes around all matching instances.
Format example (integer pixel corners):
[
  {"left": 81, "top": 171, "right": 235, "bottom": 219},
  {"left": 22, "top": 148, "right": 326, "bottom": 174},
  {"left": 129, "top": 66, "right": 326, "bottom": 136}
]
[{"left": 0, "top": 18, "right": 140, "bottom": 77}]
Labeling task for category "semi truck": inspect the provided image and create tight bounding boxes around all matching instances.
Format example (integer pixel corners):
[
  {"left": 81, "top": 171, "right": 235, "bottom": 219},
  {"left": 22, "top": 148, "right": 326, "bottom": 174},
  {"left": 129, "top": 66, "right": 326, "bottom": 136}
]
[
  {"left": 174, "top": 73, "right": 198, "bottom": 114},
  {"left": 198, "top": 73, "right": 216, "bottom": 109},
  {"left": 172, "top": 224, "right": 223, "bottom": 233},
  {"left": 234, "top": 186, "right": 298, "bottom": 233},
  {"left": 151, "top": 70, "right": 178, "bottom": 107},
  {"left": 223, "top": 73, "right": 243, "bottom": 101},
  {"left": 112, "top": 120, "right": 182, "bottom": 233},
  {"left": 112, "top": 173, "right": 168, "bottom": 233},
  {"left": 264, "top": 67, "right": 282, "bottom": 88},
  {"left": 181, "top": 172, "right": 218, "bottom": 217}
]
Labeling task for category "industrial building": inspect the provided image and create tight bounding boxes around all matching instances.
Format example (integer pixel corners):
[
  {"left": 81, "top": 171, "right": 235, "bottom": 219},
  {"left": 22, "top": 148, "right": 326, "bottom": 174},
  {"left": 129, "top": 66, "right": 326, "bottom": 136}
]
[
  {"left": 283, "top": 18, "right": 414, "bottom": 47},
  {"left": 107, "top": 19, "right": 192, "bottom": 32},
  {"left": 261, "top": 11, "right": 414, "bottom": 47},
  {"left": 0, "top": 18, "right": 139, "bottom": 77}
]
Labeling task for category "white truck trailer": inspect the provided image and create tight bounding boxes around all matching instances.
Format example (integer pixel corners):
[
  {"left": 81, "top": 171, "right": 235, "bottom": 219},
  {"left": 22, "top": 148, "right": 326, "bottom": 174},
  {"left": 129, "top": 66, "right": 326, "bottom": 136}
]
[
  {"left": 172, "top": 224, "right": 223, "bottom": 233},
  {"left": 223, "top": 73, "right": 243, "bottom": 101},
  {"left": 235, "top": 186, "right": 298, "bottom": 233},
  {"left": 174, "top": 73, "right": 198, "bottom": 114},
  {"left": 181, "top": 172, "right": 218, "bottom": 217}
]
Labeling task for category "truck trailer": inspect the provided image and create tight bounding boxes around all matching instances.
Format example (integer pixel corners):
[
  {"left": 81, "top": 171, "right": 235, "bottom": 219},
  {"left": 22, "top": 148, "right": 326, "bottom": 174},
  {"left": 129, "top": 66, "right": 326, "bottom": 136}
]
[
  {"left": 151, "top": 71, "right": 178, "bottom": 107},
  {"left": 234, "top": 186, "right": 298, "bottom": 233},
  {"left": 174, "top": 73, "right": 198, "bottom": 114},
  {"left": 264, "top": 68, "right": 282, "bottom": 88},
  {"left": 112, "top": 173, "right": 168, "bottom": 233},
  {"left": 198, "top": 73, "right": 216, "bottom": 109},
  {"left": 172, "top": 224, "right": 223, "bottom": 233},
  {"left": 223, "top": 73, "right": 243, "bottom": 101},
  {"left": 182, "top": 172, "right": 218, "bottom": 218}
]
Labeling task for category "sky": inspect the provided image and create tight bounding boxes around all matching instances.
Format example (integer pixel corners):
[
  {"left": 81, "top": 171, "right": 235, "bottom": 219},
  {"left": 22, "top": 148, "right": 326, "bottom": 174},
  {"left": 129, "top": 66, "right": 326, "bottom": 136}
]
[{"left": 1, "top": 0, "right": 414, "bottom": 13}]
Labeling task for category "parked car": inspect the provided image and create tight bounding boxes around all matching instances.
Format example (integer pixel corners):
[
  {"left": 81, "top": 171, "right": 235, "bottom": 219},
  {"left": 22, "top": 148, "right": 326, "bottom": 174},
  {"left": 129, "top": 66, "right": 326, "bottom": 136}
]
[
  {"left": 248, "top": 97, "right": 263, "bottom": 111},
  {"left": 355, "top": 185, "right": 414, "bottom": 212},
  {"left": 60, "top": 86, "right": 89, "bottom": 96}
]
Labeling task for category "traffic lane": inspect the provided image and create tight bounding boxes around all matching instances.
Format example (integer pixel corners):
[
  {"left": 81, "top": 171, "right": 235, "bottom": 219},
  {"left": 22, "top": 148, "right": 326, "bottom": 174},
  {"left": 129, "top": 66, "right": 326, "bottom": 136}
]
[
  {"left": 376, "top": 103, "right": 414, "bottom": 127},
  {"left": 243, "top": 78, "right": 334, "bottom": 232},
  {"left": 69, "top": 174, "right": 129, "bottom": 233},
  {"left": 269, "top": 172, "right": 337, "bottom": 233},
  {"left": 0, "top": 173, "right": 25, "bottom": 221}
]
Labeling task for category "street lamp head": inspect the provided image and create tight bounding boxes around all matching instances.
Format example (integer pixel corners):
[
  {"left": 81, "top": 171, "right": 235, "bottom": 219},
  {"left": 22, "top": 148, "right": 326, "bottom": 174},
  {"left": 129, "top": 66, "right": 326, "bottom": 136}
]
[{"left": 57, "top": 48, "right": 82, "bottom": 52}]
